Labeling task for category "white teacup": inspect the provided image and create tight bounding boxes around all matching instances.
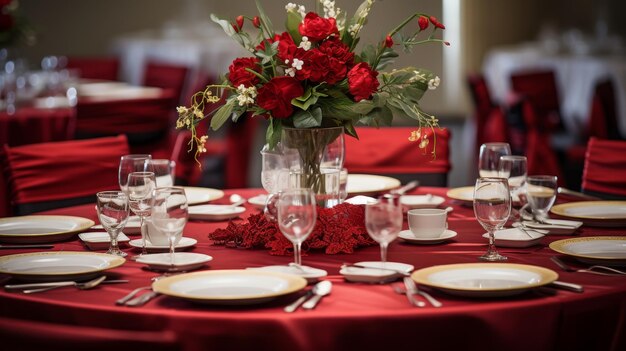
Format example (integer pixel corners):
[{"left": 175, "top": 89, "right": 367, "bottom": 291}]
[
  {"left": 407, "top": 208, "right": 448, "bottom": 238},
  {"left": 142, "top": 217, "right": 182, "bottom": 246}
]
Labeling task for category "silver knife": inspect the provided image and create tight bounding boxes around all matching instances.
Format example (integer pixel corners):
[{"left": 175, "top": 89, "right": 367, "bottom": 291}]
[
  {"left": 125, "top": 290, "right": 160, "bottom": 307},
  {"left": 557, "top": 187, "right": 601, "bottom": 201},
  {"left": 5, "top": 279, "right": 128, "bottom": 290},
  {"left": 403, "top": 277, "right": 425, "bottom": 307},
  {"left": 391, "top": 180, "right": 419, "bottom": 195},
  {"left": 284, "top": 289, "right": 314, "bottom": 313},
  {"left": 548, "top": 280, "right": 584, "bottom": 293}
]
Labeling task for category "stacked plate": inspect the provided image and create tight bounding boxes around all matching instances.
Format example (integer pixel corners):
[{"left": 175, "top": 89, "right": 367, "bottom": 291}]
[
  {"left": 551, "top": 201, "right": 626, "bottom": 227},
  {"left": 0, "top": 215, "right": 95, "bottom": 244}
]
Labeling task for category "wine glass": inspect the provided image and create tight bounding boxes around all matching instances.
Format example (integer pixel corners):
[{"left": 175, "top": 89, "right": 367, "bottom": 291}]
[
  {"left": 127, "top": 171, "right": 156, "bottom": 257},
  {"left": 118, "top": 154, "right": 151, "bottom": 193},
  {"left": 146, "top": 159, "right": 176, "bottom": 187},
  {"left": 277, "top": 188, "right": 317, "bottom": 267},
  {"left": 526, "top": 175, "right": 558, "bottom": 223},
  {"left": 473, "top": 177, "right": 511, "bottom": 261},
  {"left": 96, "top": 191, "right": 130, "bottom": 257},
  {"left": 365, "top": 197, "right": 402, "bottom": 267},
  {"left": 478, "top": 143, "right": 511, "bottom": 177},
  {"left": 150, "top": 187, "right": 188, "bottom": 265},
  {"left": 498, "top": 155, "right": 528, "bottom": 221}
]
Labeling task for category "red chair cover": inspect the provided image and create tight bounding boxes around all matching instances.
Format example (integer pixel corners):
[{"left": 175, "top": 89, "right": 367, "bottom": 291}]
[
  {"left": 143, "top": 61, "right": 189, "bottom": 106},
  {"left": 587, "top": 79, "right": 621, "bottom": 140},
  {"left": 344, "top": 127, "right": 451, "bottom": 185},
  {"left": 2, "top": 135, "right": 129, "bottom": 214},
  {"left": 510, "top": 70, "right": 563, "bottom": 131},
  {"left": 467, "top": 74, "right": 509, "bottom": 154},
  {"left": 66, "top": 56, "right": 120, "bottom": 81},
  {"left": 0, "top": 107, "right": 76, "bottom": 147},
  {"left": 582, "top": 137, "right": 626, "bottom": 198}
]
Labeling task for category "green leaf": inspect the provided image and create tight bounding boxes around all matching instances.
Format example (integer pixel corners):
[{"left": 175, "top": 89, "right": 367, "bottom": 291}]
[
  {"left": 286, "top": 11, "right": 302, "bottom": 43},
  {"left": 360, "top": 44, "right": 377, "bottom": 67},
  {"left": 292, "top": 87, "right": 320, "bottom": 111},
  {"left": 349, "top": 100, "right": 375, "bottom": 115},
  {"left": 292, "top": 108, "right": 322, "bottom": 128},
  {"left": 344, "top": 122, "right": 358, "bottom": 139},
  {"left": 255, "top": 0, "right": 274, "bottom": 36},
  {"left": 210, "top": 99, "right": 235, "bottom": 131},
  {"left": 266, "top": 118, "right": 282, "bottom": 149},
  {"left": 211, "top": 14, "right": 236, "bottom": 37}
]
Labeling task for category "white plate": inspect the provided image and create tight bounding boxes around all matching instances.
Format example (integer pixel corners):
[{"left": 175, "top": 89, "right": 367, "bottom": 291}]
[
  {"left": 152, "top": 269, "right": 307, "bottom": 305},
  {"left": 446, "top": 187, "right": 520, "bottom": 204},
  {"left": 398, "top": 229, "right": 457, "bottom": 245},
  {"left": 247, "top": 265, "right": 328, "bottom": 284},
  {"left": 136, "top": 252, "right": 213, "bottom": 272},
  {"left": 344, "top": 195, "right": 377, "bottom": 205},
  {"left": 0, "top": 251, "right": 125, "bottom": 282},
  {"left": 78, "top": 232, "right": 130, "bottom": 251},
  {"left": 482, "top": 228, "right": 544, "bottom": 248},
  {"left": 248, "top": 194, "right": 268, "bottom": 210},
  {"left": 346, "top": 174, "right": 401, "bottom": 196},
  {"left": 128, "top": 237, "right": 197, "bottom": 252},
  {"left": 411, "top": 263, "right": 558, "bottom": 297},
  {"left": 91, "top": 215, "right": 141, "bottom": 235},
  {"left": 340, "top": 261, "right": 414, "bottom": 283},
  {"left": 182, "top": 187, "right": 225, "bottom": 205},
  {"left": 549, "top": 237, "right": 626, "bottom": 266},
  {"left": 551, "top": 201, "right": 626, "bottom": 227},
  {"left": 188, "top": 205, "right": 245, "bottom": 221},
  {"left": 0, "top": 215, "right": 95, "bottom": 244},
  {"left": 521, "top": 219, "right": 583, "bottom": 235},
  {"left": 400, "top": 194, "right": 445, "bottom": 209}
]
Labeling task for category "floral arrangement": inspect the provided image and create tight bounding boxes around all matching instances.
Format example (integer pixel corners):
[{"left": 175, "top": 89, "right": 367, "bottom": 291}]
[
  {"left": 176, "top": 0, "right": 447, "bottom": 158},
  {"left": 0, "top": 0, "right": 35, "bottom": 48}
]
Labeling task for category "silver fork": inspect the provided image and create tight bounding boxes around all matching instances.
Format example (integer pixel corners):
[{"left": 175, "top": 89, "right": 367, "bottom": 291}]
[
  {"left": 393, "top": 283, "right": 443, "bottom": 308},
  {"left": 116, "top": 286, "right": 152, "bottom": 305},
  {"left": 551, "top": 256, "right": 626, "bottom": 276}
]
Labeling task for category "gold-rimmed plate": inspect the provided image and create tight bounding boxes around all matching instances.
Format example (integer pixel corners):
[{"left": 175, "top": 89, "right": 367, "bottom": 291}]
[
  {"left": 550, "top": 201, "right": 626, "bottom": 227},
  {"left": 549, "top": 237, "right": 626, "bottom": 266},
  {"left": 0, "top": 251, "right": 125, "bottom": 282},
  {"left": 182, "top": 187, "right": 225, "bottom": 205},
  {"left": 346, "top": 174, "right": 401, "bottom": 196},
  {"left": 152, "top": 270, "right": 307, "bottom": 305},
  {"left": 411, "top": 263, "right": 558, "bottom": 297},
  {"left": 0, "top": 215, "right": 95, "bottom": 244},
  {"left": 446, "top": 186, "right": 475, "bottom": 203}
]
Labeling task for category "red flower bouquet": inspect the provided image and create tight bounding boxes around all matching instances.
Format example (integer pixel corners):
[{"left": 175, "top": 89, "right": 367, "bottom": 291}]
[
  {"left": 176, "top": 0, "right": 448, "bottom": 156},
  {"left": 0, "top": 0, "right": 35, "bottom": 48}
]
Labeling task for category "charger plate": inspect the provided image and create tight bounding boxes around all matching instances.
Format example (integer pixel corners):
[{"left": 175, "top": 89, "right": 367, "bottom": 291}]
[
  {"left": 346, "top": 174, "right": 401, "bottom": 196},
  {"left": 550, "top": 201, "right": 626, "bottom": 227},
  {"left": 549, "top": 237, "right": 626, "bottom": 266},
  {"left": 0, "top": 215, "right": 95, "bottom": 244}
]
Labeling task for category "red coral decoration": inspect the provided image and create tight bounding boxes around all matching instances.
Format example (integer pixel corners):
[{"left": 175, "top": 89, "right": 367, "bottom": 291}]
[{"left": 208, "top": 203, "right": 376, "bottom": 255}]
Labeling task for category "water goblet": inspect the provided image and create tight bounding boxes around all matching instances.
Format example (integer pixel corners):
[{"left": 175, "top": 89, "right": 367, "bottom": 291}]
[
  {"left": 146, "top": 159, "right": 176, "bottom": 187},
  {"left": 478, "top": 142, "right": 511, "bottom": 177},
  {"left": 119, "top": 154, "right": 151, "bottom": 193},
  {"left": 277, "top": 188, "right": 317, "bottom": 267},
  {"left": 365, "top": 197, "right": 402, "bottom": 267},
  {"left": 473, "top": 177, "right": 512, "bottom": 261},
  {"left": 127, "top": 171, "right": 156, "bottom": 257},
  {"left": 96, "top": 191, "right": 130, "bottom": 257},
  {"left": 498, "top": 155, "right": 528, "bottom": 221},
  {"left": 526, "top": 175, "right": 558, "bottom": 222},
  {"left": 151, "top": 187, "right": 188, "bottom": 265}
]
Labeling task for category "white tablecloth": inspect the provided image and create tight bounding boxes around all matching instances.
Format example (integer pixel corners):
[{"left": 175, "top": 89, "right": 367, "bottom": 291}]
[{"left": 483, "top": 43, "right": 626, "bottom": 137}]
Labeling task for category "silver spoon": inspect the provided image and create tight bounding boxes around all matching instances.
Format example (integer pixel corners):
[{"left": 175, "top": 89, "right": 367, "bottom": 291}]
[
  {"left": 229, "top": 194, "right": 247, "bottom": 207},
  {"left": 23, "top": 276, "right": 106, "bottom": 294},
  {"left": 302, "top": 280, "right": 332, "bottom": 309}
]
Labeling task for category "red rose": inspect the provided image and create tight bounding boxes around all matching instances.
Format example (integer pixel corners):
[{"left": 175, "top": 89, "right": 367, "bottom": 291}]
[
  {"left": 228, "top": 57, "right": 261, "bottom": 87},
  {"left": 253, "top": 16, "right": 261, "bottom": 28},
  {"left": 385, "top": 35, "right": 393, "bottom": 48},
  {"left": 347, "top": 62, "right": 379, "bottom": 102},
  {"left": 418, "top": 16, "right": 429, "bottom": 31},
  {"left": 298, "top": 12, "right": 338, "bottom": 42},
  {"left": 429, "top": 16, "right": 445, "bottom": 29},
  {"left": 235, "top": 16, "right": 244, "bottom": 30},
  {"left": 307, "top": 37, "right": 354, "bottom": 84},
  {"left": 256, "top": 77, "right": 304, "bottom": 119}
]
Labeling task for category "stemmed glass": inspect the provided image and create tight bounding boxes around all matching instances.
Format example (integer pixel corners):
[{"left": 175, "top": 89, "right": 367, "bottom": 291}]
[
  {"left": 365, "top": 196, "right": 402, "bottom": 266},
  {"left": 478, "top": 143, "right": 511, "bottom": 177},
  {"left": 96, "top": 191, "right": 130, "bottom": 257},
  {"left": 118, "top": 154, "right": 151, "bottom": 193},
  {"left": 146, "top": 159, "right": 176, "bottom": 187},
  {"left": 127, "top": 171, "right": 156, "bottom": 257},
  {"left": 151, "top": 187, "right": 188, "bottom": 265},
  {"left": 277, "top": 188, "right": 317, "bottom": 267},
  {"left": 526, "top": 175, "right": 558, "bottom": 223},
  {"left": 498, "top": 155, "right": 528, "bottom": 221},
  {"left": 473, "top": 177, "right": 512, "bottom": 261}
]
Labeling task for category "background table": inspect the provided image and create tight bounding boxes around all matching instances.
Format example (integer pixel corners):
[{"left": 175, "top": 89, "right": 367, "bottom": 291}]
[{"left": 1, "top": 187, "right": 625, "bottom": 351}]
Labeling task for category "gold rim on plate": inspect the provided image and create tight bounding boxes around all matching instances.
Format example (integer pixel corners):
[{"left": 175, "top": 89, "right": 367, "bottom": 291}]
[
  {"left": 0, "top": 251, "right": 125, "bottom": 278},
  {"left": 0, "top": 215, "right": 95, "bottom": 243},
  {"left": 446, "top": 186, "right": 475, "bottom": 202},
  {"left": 551, "top": 201, "right": 626, "bottom": 220},
  {"left": 182, "top": 187, "right": 225, "bottom": 205},
  {"left": 346, "top": 174, "right": 401, "bottom": 196},
  {"left": 549, "top": 236, "right": 626, "bottom": 261}
]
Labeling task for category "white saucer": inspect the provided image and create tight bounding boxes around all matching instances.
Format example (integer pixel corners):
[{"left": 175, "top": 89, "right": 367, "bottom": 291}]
[
  {"left": 400, "top": 194, "right": 445, "bottom": 209},
  {"left": 482, "top": 228, "right": 544, "bottom": 248},
  {"left": 128, "top": 237, "right": 197, "bottom": 252},
  {"left": 188, "top": 205, "right": 246, "bottom": 221},
  {"left": 247, "top": 194, "right": 267, "bottom": 210},
  {"left": 247, "top": 264, "right": 327, "bottom": 284},
  {"left": 340, "top": 261, "right": 413, "bottom": 283},
  {"left": 398, "top": 229, "right": 457, "bottom": 244},
  {"left": 92, "top": 216, "right": 141, "bottom": 235},
  {"left": 136, "top": 252, "right": 213, "bottom": 272},
  {"left": 78, "top": 232, "right": 130, "bottom": 251}
]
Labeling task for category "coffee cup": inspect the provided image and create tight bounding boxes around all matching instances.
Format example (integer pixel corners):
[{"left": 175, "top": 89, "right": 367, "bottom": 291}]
[
  {"left": 142, "top": 217, "right": 182, "bottom": 246},
  {"left": 407, "top": 208, "right": 447, "bottom": 238}
]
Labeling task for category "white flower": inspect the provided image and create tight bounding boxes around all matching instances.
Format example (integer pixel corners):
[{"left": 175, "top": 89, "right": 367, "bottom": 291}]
[
  {"left": 349, "top": 23, "right": 361, "bottom": 36},
  {"left": 291, "top": 58, "right": 304, "bottom": 70},
  {"left": 428, "top": 76, "right": 441, "bottom": 90},
  {"left": 285, "top": 3, "right": 297, "bottom": 12},
  {"left": 298, "top": 36, "right": 311, "bottom": 50},
  {"left": 236, "top": 84, "right": 257, "bottom": 106},
  {"left": 285, "top": 67, "right": 296, "bottom": 77},
  {"left": 298, "top": 5, "right": 306, "bottom": 17}
]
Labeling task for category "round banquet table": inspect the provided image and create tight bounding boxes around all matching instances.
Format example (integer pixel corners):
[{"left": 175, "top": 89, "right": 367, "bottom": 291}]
[{"left": 1, "top": 187, "right": 625, "bottom": 351}]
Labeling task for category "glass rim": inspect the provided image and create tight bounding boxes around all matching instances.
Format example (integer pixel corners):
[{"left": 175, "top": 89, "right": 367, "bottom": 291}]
[
  {"left": 480, "top": 142, "right": 510, "bottom": 147},
  {"left": 476, "top": 176, "right": 508, "bottom": 181},
  {"left": 499, "top": 155, "right": 527, "bottom": 161},
  {"left": 527, "top": 175, "right": 558, "bottom": 181},
  {"left": 120, "top": 154, "right": 151, "bottom": 160},
  {"left": 96, "top": 190, "right": 127, "bottom": 197},
  {"left": 128, "top": 171, "right": 155, "bottom": 177}
]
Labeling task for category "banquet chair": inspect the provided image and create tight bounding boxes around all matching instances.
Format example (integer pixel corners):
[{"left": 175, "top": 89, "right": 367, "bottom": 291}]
[
  {"left": 510, "top": 69, "right": 563, "bottom": 131},
  {"left": 0, "top": 107, "right": 76, "bottom": 147},
  {"left": 66, "top": 56, "right": 120, "bottom": 81},
  {"left": 581, "top": 137, "right": 626, "bottom": 199},
  {"left": 142, "top": 61, "right": 190, "bottom": 106},
  {"left": 467, "top": 74, "right": 509, "bottom": 151},
  {"left": 2, "top": 135, "right": 129, "bottom": 215},
  {"left": 344, "top": 127, "right": 451, "bottom": 186}
]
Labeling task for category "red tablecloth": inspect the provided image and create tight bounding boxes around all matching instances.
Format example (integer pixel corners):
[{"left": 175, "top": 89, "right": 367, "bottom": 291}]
[{"left": 1, "top": 188, "right": 625, "bottom": 351}]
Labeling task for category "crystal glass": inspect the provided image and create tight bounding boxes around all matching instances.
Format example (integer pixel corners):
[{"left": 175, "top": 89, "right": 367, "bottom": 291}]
[
  {"left": 277, "top": 188, "right": 317, "bottom": 266},
  {"left": 146, "top": 159, "right": 176, "bottom": 187},
  {"left": 498, "top": 155, "right": 528, "bottom": 221},
  {"left": 127, "top": 172, "right": 156, "bottom": 257},
  {"left": 478, "top": 142, "right": 511, "bottom": 177},
  {"left": 151, "top": 187, "right": 188, "bottom": 265},
  {"left": 473, "top": 177, "right": 511, "bottom": 261},
  {"left": 526, "top": 175, "right": 558, "bottom": 222},
  {"left": 365, "top": 197, "right": 402, "bottom": 266},
  {"left": 119, "top": 154, "right": 151, "bottom": 193},
  {"left": 96, "top": 191, "right": 130, "bottom": 257}
]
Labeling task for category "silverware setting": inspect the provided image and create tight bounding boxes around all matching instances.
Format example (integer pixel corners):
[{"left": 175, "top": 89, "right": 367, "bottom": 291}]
[
  {"left": 551, "top": 256, "right": 626, "bottom": 276},
  {"left": 5, "top": 277, "right": 128, "bottom": 293},
  {"left": 284, "top": 280, "right": 332, "bottom": 312},
  {"left": 342, "top": 263, "right": 411, "bottom": 277},
  {"left": 548, "top": 280, "right": 584, "bottom": 293},
  {"left": 116, "top": 286, "right": 153, "bottom": 305},
  {"left": 125, "top": 290, "right": 160, "bottom": 307},
  {"left": 402, "top": 278, "right": 442, "bottom": 307}
]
